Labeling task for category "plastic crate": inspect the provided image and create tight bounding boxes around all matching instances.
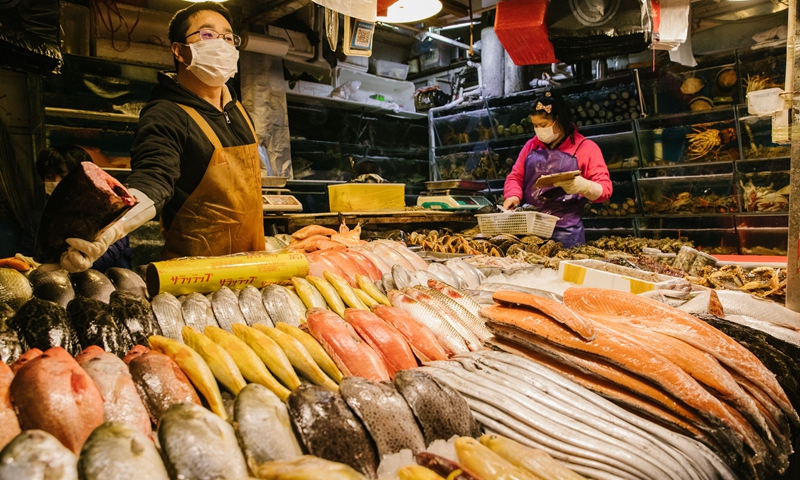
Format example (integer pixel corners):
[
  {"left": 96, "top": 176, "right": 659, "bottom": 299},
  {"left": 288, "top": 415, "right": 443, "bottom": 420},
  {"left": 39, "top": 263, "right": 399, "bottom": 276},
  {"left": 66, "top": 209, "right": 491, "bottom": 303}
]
[{"left": 476, "top": 212, "right": 558, "bottom": 237}]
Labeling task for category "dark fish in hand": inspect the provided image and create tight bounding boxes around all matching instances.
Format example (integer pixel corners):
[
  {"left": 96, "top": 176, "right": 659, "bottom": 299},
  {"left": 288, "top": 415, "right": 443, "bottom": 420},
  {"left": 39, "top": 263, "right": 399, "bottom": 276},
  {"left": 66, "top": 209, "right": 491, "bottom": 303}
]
[
  {"left": 67, "top": 297, "right": 132, "bottom": 357},
  {"left": 394, "top": 369, "right": 480, "bottom": 445},
  {"left": 71, "top": 269, "right": 116, "bottom": 304},
  {"left": 288, "top": 384, "right": 378, "bottom": 479},
  {"left": 109, "top": 290, "right": 161, "bottom": 346},
  {"left": 34, "top": 162, "right": 136, "bottom": 264},
  {"left": 10, "top": 298, "right": 80, "bottom": 355},
  {"left": 105, "top": 267, "right": 148, "bottom": 298},
  {"left": 0, "top": 305, "right": 21, "bottom": 364},
  {"left": 29, "top": 268, "right": 75, "bottom": 309}
]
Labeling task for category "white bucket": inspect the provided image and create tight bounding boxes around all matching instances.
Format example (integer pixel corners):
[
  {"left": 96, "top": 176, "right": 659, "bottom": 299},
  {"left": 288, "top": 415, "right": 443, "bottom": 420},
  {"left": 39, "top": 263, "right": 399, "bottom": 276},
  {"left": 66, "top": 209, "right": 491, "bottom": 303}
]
[{"left": 747, "top": 88, "right": 786, "bottom": 116}]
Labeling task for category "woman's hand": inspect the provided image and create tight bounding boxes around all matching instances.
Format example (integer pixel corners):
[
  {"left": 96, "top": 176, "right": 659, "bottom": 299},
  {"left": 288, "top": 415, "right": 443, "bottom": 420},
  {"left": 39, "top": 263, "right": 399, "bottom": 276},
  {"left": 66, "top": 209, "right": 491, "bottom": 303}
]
[{"left": 502, "top": 196, "right": 520, "bottom": 210}]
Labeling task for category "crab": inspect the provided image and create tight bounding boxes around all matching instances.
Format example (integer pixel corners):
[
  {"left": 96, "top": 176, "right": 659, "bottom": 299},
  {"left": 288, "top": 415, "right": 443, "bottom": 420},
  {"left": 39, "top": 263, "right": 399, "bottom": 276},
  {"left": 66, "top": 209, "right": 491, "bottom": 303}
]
[{"left": 686, "top": 128, "right": 722, "bottom": 161}]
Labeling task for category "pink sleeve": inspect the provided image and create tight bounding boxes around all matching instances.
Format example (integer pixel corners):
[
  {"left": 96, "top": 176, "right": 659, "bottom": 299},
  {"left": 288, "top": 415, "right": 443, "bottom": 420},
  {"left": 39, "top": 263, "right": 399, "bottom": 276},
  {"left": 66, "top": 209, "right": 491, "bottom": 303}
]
[
  {"left": 503, "top": 139, "right": 535, "bottom": 200},
  {"left": 576, "top": 141, "right": 613, "bottom": 203}
]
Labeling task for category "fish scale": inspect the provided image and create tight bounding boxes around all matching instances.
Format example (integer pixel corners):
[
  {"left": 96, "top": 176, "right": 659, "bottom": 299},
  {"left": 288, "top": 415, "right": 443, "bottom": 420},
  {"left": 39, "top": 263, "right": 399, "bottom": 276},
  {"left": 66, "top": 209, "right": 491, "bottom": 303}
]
[
  {"left": 180, "top": 293, "right": 219, "bottom": 331},
  {"left": 237, "top": 286, "right": 273, "bottom": 327},
  {"left": 414, "top": 287, "right": 491, "bottom": 341},
  {"left": 151, "top": 293, "right": 186, "bottom": 341},
  {"left": 261, "top": 285, "right": 303, "bottom": 327},
  {"left": 402, "top": 288, "right": 483, "bottom": 351},
  {"left": 211, "top": 287, "right": 247, "bottom": 332},
  {"left": 388, "top": 291, "right": 468, "bottom": 355}
]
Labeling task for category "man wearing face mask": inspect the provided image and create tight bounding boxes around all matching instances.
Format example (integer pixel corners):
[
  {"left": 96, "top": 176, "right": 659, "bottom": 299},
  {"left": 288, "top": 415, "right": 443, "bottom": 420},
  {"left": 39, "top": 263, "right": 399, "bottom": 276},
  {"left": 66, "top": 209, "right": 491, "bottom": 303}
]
[
  {"left": 502, "top": 91, "right": 612, "bottom": 248},
  {"left": 56, "top": 2, "right": 265, "bottom": 272}
]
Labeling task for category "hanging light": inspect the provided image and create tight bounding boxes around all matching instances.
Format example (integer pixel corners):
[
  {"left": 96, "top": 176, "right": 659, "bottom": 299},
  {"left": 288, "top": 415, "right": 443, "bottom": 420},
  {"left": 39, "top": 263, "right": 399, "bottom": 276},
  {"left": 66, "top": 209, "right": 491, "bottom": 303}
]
[{"left": 376, "top": 0, "right": 443, "bottom": 24}]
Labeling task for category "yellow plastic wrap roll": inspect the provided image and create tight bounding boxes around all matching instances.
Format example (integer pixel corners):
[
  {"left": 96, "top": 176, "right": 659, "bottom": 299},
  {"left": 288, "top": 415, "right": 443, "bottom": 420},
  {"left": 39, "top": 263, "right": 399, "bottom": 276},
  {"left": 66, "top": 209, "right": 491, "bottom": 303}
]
[{"left": 146, "top": 251, "right": 309, "bottom": 297}]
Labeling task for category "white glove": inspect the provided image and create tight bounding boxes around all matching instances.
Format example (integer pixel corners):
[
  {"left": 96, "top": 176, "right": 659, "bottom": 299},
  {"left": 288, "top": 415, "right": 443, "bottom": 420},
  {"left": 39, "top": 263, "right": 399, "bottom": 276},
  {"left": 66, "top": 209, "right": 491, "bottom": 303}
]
[
  {"left": 554, "top": 176, "right": 603, "bottom": 201},
  {"left": 60, "top": 188, "right": 156, "bottom": 273}
]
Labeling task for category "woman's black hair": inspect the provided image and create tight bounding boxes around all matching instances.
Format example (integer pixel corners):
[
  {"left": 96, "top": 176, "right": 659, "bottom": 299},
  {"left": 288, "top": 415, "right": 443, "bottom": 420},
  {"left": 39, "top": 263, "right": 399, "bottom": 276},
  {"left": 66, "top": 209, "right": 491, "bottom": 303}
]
[
  {"left": 36, "top": 144, "right": 91, "bottom": 180},
  {"left": 529, "top": 90, "right": 577, "bottom": 141},
  {"left": 168, "top": 2, "right": 235, "bottom": 70}
]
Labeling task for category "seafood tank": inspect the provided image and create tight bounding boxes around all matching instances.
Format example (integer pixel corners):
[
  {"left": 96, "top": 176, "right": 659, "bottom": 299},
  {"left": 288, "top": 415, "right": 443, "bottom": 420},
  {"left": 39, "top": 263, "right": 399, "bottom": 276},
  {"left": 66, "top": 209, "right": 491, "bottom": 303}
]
[
  {"left": 736, "top": 158, "right": 790, "bottom": 213},
  {"left": 643, "top": 63, "right": 741, "bottom": 115},
  {"left": 737, "top": 215, "right": 789, "bottom": 256},
  {"left": 738, "top": 42, "right": 787, "bottom": 94},
  {"left": 579, "top": 121, "right": 640, "bottom": 170},
  {"left": 738, "top": 107, "right": 791, "bottom": 159},
  {"left": 637, "top": 163, "right": 739, "bottom": 215},
  {"left": 583, "top": 171, "right": 639, "bottom": 217},
  {"left": 636, "top": 216, "right": 739, "bottom": 254}
]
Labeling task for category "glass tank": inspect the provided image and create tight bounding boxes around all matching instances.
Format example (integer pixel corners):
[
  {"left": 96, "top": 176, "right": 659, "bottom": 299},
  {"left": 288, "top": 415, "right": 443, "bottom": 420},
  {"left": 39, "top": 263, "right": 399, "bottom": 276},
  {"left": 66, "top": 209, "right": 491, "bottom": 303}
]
[
  {"left": 738, "top": 43, "right": 787, "bottom": 95},
  {"left": 566, "top": 83, "right": 642, "bottom": 127},
  {"left": 637, "top": 163, "right": 739, "bottom": 215},
  {"left": 581, "top": 121, "right": 640, "bottom": 170},
  {"left": 583, "top": 218, "right": 636, "bottom": 243},
  {"left": 736, "top": 215, "right": 788, "bottom": 256},
  {"left": 584, "top": 171, "right": 639, "bottom": 218},
  {"left": 636, "top": 216, "right": 739, "bottom": 255},
  {"left": 643, "top": 63, "right": 740, "bottom": 116},
  {"left": 737, "top": 107, "right": 791, "bottom": 159},
  {"left": 636, "top": 108, "right": 740, "bottom": 166},
  {"left": 736, "top": 158, "right": 790, "bottom": 213},
  {"left": 431, "top": 106, "right": 494, "bottom": 147}
]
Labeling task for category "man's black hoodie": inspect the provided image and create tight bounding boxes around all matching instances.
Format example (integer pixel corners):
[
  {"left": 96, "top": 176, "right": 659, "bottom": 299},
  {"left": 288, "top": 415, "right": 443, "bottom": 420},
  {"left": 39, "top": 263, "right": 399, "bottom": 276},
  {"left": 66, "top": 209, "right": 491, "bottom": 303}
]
[{"left": 127, "top": 72, "right": 256, "bottom": 231}]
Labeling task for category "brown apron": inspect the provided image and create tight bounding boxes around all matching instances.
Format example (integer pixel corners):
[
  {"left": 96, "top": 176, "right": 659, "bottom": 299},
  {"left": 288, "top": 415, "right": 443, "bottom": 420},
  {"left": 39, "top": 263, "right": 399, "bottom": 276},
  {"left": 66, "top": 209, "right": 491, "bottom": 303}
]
[{"left": 161, "top": 102, "right": 265, "bottom": 260}]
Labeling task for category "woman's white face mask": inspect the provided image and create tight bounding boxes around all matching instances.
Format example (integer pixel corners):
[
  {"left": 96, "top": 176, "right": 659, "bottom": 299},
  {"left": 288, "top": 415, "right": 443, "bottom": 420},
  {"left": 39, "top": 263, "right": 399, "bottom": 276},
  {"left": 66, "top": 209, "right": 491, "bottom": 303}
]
[
  {"left": 185, "top": 39, "right": 239, "bottom": 87},
  {"left": 534, "top": 124, "right": 560, "bottom": 144}
]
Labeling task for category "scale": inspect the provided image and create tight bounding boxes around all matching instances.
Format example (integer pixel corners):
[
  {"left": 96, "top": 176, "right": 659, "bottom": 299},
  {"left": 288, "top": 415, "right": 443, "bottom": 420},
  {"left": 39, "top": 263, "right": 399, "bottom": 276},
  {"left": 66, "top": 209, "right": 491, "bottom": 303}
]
[
  {"left": 261, "top": 176, "right": 303, "bottom": 212},
  {"left": 417, "top": 188, "right": 493, "bottom": 211}
]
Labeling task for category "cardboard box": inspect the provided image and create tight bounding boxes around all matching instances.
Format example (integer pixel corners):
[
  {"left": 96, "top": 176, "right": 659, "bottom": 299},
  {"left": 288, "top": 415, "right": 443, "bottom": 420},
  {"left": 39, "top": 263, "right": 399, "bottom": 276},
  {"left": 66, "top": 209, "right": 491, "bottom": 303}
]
[
  {"left": 558, "top": 259, "right": 685, "bottom": 294},
  {"left": 328, "top": 183, "right": 405, "bottom": 212}
]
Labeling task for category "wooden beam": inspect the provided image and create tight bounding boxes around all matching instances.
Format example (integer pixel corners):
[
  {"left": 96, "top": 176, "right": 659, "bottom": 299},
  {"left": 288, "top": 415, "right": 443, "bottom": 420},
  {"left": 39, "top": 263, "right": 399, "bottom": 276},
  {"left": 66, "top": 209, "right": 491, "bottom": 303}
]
[
  {"left": 788, "top": 0, "right": 799, "bottom": 311},
  {"left": 440, "top": 0, "right": 469, "bottom": 18}
]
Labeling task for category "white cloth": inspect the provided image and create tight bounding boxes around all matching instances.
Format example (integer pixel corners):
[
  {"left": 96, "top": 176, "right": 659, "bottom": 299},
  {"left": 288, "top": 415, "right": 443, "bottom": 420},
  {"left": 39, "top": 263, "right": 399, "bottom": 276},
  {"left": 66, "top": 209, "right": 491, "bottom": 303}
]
[{"left": 653, "top": 0, "right": 691, "bottom": 51}]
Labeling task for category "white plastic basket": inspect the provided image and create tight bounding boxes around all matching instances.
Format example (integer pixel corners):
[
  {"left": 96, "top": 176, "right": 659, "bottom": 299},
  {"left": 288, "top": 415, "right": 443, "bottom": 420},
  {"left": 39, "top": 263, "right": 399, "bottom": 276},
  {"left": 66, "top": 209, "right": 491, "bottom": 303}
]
[
  {"left": 747, "top": 88, "right": 786, "bottom": 116},
  {"left": 476, "top": 212, "right": 559, "bottom": 237}
]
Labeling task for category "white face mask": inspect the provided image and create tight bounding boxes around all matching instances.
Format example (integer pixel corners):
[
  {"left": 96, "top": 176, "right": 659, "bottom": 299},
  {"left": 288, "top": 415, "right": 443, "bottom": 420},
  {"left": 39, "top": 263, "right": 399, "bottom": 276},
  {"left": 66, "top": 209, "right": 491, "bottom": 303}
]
[
  {"left": 535, "top": 124, "right": 560, "bottom": 144},
  {"left": 185, "top": 39, "right": 239, "bottom": 87},
  {"left": 44, "top": 181, "right": 58, "bottom": 195}
]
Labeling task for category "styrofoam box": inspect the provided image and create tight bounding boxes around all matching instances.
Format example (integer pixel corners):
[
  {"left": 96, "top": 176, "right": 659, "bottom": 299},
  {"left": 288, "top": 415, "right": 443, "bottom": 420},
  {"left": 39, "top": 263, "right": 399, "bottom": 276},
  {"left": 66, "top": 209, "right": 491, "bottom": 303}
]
[{"left": 558, "top": 259, "right": 685, "bottom": 294}]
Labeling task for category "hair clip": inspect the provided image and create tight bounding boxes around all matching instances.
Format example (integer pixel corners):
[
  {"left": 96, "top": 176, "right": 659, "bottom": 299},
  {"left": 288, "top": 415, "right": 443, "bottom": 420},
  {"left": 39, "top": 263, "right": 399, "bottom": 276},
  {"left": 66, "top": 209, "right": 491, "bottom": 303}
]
[
  {"left": 545, "top": 92, "right": 551, "bottom": 97},
  {"left": 535, "top": 102, "right": 553, "bottom": 113}
]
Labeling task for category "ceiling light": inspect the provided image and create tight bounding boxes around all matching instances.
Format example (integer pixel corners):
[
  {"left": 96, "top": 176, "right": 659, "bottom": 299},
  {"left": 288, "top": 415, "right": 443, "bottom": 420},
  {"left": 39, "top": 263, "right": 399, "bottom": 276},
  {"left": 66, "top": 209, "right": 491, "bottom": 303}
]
[
  {"left": 376, "top": 0, "right": 443, "bottom": 24},
  {"left": 438, "top": 21, "right": 480, "bottom": 31}
]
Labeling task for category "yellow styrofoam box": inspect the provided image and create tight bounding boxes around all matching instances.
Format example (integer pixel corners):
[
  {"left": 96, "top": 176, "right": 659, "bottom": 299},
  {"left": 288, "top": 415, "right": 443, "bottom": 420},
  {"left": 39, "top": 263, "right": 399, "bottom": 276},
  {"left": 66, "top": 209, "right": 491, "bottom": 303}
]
[
  {"left": 558, "top": 259, "right": 684, "bottom": 294},
  {"left": 328, "top": 183, "right": 406, "bottom": 212}
]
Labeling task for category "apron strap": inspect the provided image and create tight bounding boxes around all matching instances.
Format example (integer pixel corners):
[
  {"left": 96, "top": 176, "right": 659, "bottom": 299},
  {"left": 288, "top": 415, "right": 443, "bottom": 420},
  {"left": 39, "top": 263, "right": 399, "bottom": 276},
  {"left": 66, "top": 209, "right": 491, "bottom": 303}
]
[
  {"left": 235, "top": 101, "right": 258, "bottom": 140},
  {"left": 176, "top": 103, "right": 224, "bottom": 151}
]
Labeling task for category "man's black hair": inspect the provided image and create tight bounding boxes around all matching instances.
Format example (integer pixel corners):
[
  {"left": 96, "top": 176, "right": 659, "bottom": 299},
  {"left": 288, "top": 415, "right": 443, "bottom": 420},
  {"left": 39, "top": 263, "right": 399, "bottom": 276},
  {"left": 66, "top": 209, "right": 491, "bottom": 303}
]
[
  {"left": 168, "top": 2, "right": 235, "bottom": 70},
  {"left": 529, "top": 90, "right": 577, "bottom": 141},
  {"left": 36, "top": 144, "right": 91, "bottom": 180}
]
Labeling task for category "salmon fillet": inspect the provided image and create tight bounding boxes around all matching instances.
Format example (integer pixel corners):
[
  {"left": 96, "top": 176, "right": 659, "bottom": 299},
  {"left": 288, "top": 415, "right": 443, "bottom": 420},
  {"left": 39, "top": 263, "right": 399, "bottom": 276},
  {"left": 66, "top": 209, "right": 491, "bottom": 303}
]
[{"left": 492, "top": 290, "right": 595, "bottom": 341}]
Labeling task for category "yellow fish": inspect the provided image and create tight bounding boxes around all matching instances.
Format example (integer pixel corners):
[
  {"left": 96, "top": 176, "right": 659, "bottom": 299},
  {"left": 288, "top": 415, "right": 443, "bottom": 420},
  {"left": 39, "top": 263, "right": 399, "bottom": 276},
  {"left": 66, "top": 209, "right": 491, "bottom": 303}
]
[
  {"left": 306, "top": 275, "right": 347, "bottom": 317},
  {"left": 455, "top": 437, "right": 541, "bottom": 480},
  {"left": 353, "top": 288, "right": 380, "bottom": 309},
  {"left": 356, "top": 274, "right": 391, "bottom": 306},
  {"left": 205, "top": 325, "right": 291, "bottom": 401},
  {"left": 181, "top": 327, "right": 247, "bottom": 396},
  {"left": 230, "top": 324, "right": 301, "bottom": 392},
  {"left": 274, "top": 322, "right": 343, "bottom": 383},
  {"left": 323, "top": 271, "right": 368, "bottom": 310},
  {"left": 480, "top": 434, "right": 586, "bottom": 480},
  {"left": 292, "top": 277, "right": 329, "bottom": 310},
  {"left": 252, "top": 324, "right": 338, "bottom": 391},
  {"left": 148, "top": 334, "right": 228, "bottom": 419},
  {"left": 398, "top": 466, "right": 446, "bottom": 480}
]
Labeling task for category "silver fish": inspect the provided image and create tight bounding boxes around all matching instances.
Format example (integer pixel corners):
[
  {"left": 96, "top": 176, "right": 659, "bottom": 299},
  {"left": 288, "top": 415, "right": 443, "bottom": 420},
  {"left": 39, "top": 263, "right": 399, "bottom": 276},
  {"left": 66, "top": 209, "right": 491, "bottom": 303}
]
[
  {"left": 374, "top": 243, "right": 415, "bottom": 271},
  {"left": 264, "top": 236, "right": 288, "bottom": 253},
  {"left": 238, "top": 286, "right": 273, "bottom": 327},
  {"left": 427, "top": 263, "right": 462, "bottom": 289},
  {"left": 402, "top": 288, "right": 483, "bottom": 351},
  {"left": 414, "top": 287, "right": 491, "bottom": 341},
  {"left": 340, "top": 377, "right": 426, "bottom": 457},
  {"left": 212, "top": 287, "right": 246, "bottom": 332},
  {"left": 679, "top": 290, "right": 800, "bottom": 330},
  {"left": 445, "top": 259, "right": 485, "bottom": 289},
  {"left": 376, "top": 240, "right": 428, "bottom": 271},
  {"left": 426, "top": 281, "right": 482, "bottom": 318},
  {"left": 387, "top": 290, "right": 468, "bottom": 355},
  {"left": 262, "top": 285, "right": 302, "bottom": 327},
  {"left": 0, "top": 430, "right": 77, "bottom": 480},
  {"left": 151, "top": 293, "right": 185, "bottom": 341},
  {"left": 477, "top": 282, "right": 564, "bottom": 303},
  {"left": 282, "top": 286, "right": 308, "bottom": 321},
  {"left": 234, "top": 384, "right": 302, "bottom": 472},
  {"left": 105, "top": 268, "right": 148, "bottom": 299},
  {"left": 158, "top": 402, "right": 248, "bottom": 480},
  {"left": 381, "top": 273, "right": 396, "bottom": 292},
  {"left": 180, "top": 293, "right": 219, "bottom": 331},
  {"left": 414, "top": 269, "right": 447, "bottom": 287},
  {"left": 78, "top": 423, "right": 168, "bottom": 480},
  {"left": 392, "top": 264, "right": 420, "bottom": 290}
]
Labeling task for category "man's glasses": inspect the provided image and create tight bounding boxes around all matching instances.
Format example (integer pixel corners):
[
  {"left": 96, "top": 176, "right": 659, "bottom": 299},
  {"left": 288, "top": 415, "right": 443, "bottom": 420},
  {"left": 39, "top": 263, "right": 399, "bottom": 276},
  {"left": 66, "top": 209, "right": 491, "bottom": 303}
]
[{"left": 185, "top": 28, "right": 242, "bottom": 47}]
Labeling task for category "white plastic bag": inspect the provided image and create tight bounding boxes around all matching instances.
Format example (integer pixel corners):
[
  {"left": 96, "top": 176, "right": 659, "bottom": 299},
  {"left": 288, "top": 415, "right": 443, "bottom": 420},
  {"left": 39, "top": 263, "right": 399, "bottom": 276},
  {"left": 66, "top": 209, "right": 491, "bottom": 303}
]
[{"left": 313, "top": 0, "right": 376, "bottom": 22}]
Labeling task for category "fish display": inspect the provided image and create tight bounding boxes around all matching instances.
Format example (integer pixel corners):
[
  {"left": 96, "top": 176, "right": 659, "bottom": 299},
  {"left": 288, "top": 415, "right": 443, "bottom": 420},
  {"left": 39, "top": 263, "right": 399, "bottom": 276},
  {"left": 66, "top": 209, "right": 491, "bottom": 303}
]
[
  {"left": 288, "top": 384, "right": 379, "bottom": 479},
  {"left": 372, "top": 306, "right": 448, "bottom": 362},
  {"left": 67, "top": 297, "right": 132, "bottom": 357},
  {"left": 444, "top": 259, "right": 485, "bottom": 289},
  {"left": 340, "top": 377, "right": 426, "bottom": 457},
  {"left": 150, "top": 292, "right": 185, "bottom": 341},
  {"left": 10, "top": 347, "right": 104, "bottom": 454},
  {"left": 388, "top": 290, "right": 469, "bottom": 355},
  {"left": 77, "top": 423, "right": 168, "bottom": 480},
  {"left": 343, "top": 308, "right": 418, "bottom": 378},
  {"left": 77, "top": 348, "right": 151, "bottom": 438},
  {"left": 454, "top": 437, "right": 538, "bottom": 480},
  {"left": 211, "top": 286, "right": 246, "bottom": 332},
  {"left": 256, "top": 456, "right": 368, "bottom": 480},
  {"left": 11, "top": 298, "right": 80, "bottom": 355},
  {"left": 306, "top": 308, "right": 390, "bottom": 382},
  {"left": 158, "top": 402, "right": 248, "bottom": 480},
  {"left": 262, "top": 285, "right": 305, "bottom": 327},
  {"left": 0, "top": 363, "right": 19, "bottom": 450},
  {"left": 104, "top": 267, "right": 148, "bottom": 298},
  {"left": 109, "top": 291, "right": 161, "bottom": 346},
  {"left": 0, "top": 304, "right": 22, "bottom": 364},
  {"left": 480, "top": 434, "right": 588, "bottom": 480},
  {"left": 28, "top": 268, "right": 74, "bottom": 309},
  {"left": 127, "top": 348, "right": 201, "bottom": 425},
  {"left": 239, "top": 285, "right": 273, "bottom": 327},
  {"left": 181, "top": 327, "right": 246, "bottom": 396},
  {"left": 70, "top": 269, "right": 116, "bottom": 304},
  {"left": 180, "top": 292, "right": 218, "bottom": 331},
  {"left": 0, "top": 430, "right": 78, "bottom": 480},
  {"left": 148, "top": 335, "right": 227, "bottom": 419},
  {"left": 10, "top": 348, "right": 42, "bottom": 374},
  {"left": 306, "top": 275, "right": 347, "bottom": 317},
  {"left": 34, "top": 162, "right": 136, "bottom": 264},
  {"left": 324, "top": 271, "right": 368, "bottom": 310},
  {"left": 275, "top": 322, "right": 343, "bottom": 383},
  {"left": 234, "top": 384, "right": 303, "bottom": 472},
  {"left": 231, "top": 324, "right": 301, "bottom": 395},
  {"left": 402, "top": 288, "right": 483, "bottom": 351},
  {"left": 394, "top": 369, "right": 479, "bottom": 445}
]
